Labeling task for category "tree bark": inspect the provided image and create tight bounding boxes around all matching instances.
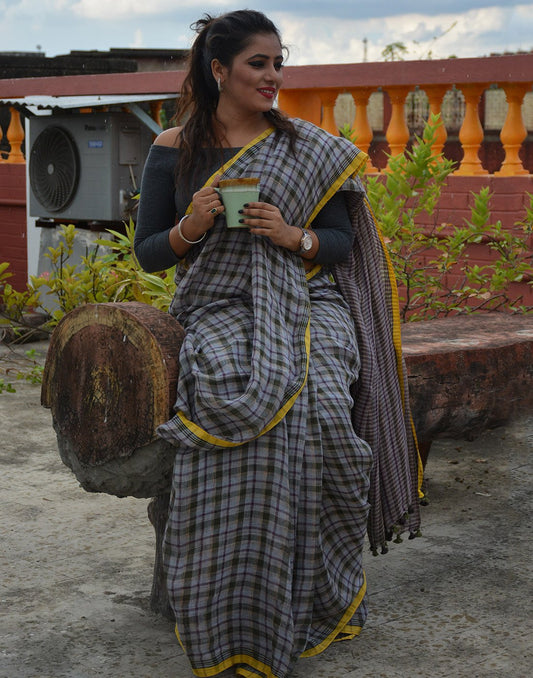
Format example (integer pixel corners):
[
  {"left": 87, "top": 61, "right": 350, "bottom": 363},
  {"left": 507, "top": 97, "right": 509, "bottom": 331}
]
[{"left": 41, "top": 301, "right": 184, "bottom": 497}]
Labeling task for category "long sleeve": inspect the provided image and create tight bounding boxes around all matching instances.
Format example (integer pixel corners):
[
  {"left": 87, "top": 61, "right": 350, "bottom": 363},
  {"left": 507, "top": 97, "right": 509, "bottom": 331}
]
[
  {"left": 311, "top": 191, "right": 354, "bottom": 265},
  {"left": 134, "top": 145, "right": 181, "bottom": 273}
]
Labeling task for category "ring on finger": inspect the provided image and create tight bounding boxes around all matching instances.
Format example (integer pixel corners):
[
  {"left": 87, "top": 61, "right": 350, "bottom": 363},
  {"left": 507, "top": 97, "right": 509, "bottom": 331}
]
[{"left": 209, "top": 207, "right": 218, "bottom": 214}]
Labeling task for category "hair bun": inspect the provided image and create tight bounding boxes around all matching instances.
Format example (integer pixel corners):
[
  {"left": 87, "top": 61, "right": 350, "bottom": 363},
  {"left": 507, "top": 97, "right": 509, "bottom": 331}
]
[{"left": 191, "top": 14, "right": 215, "bottom": 34}]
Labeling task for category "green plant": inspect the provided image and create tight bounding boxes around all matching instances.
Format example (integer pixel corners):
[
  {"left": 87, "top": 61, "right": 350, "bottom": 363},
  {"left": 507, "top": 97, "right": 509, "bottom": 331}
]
[
  {"left": 0, "top": 348, "right": 44, "bottom": 393},
  {"left": 0, "top": 219, "right": 175, "bottom": 387},
  {"left": 0, "top": 379, "right": 16, "bottom": 394},
  {"left": 0, "top": 219, "right": 175, "bottom": 332},
  {"left": 95, "top": 220, "right": 175, "bottom": 311},
  {"left": 349, "top": 115, "right": 533, "bottom": 320}
]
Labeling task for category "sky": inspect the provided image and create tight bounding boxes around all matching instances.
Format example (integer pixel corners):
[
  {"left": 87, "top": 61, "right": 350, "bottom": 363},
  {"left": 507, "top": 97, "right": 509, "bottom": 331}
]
[{"left": 1, "top": 0, "right": 532, "bottom": 65}]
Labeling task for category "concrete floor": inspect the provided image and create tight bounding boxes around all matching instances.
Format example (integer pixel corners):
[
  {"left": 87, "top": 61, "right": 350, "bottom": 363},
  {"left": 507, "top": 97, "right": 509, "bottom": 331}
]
[{"left": 1, "top": 340, "right": 531, "bottom": 678}]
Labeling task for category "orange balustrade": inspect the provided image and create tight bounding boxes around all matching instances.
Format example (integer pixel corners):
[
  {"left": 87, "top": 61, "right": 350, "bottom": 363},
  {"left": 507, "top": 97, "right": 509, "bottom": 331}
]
[
  {"left": 1, "top": 54, "right": 532, "bottom": 174},
  {"left": 277, "top": 55, "right": 532, "bottom": 175},
  {"left": 7, "top": 108, "right": 25, "bottom": 164},
  {"left": 317, "top": 89, "right": 339, "bottom": 136}
]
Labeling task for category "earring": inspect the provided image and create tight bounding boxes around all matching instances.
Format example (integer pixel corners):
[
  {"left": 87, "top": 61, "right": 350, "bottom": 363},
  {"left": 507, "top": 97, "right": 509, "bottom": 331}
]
[{"left": 217, "top": 77, "right": 222, "bottom": 93}]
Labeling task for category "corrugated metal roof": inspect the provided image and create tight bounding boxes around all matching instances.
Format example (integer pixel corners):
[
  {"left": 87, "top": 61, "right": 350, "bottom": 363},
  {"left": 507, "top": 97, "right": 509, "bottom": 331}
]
[{"left": 0, "top": 93, "right": 176, "bottom": 115}]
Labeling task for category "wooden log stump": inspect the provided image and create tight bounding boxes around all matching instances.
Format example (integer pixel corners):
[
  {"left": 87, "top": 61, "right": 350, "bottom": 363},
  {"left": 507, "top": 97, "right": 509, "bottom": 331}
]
[
  {"left": 41, "top": 302, "right": 184, "bottom": 617},
  {"left": 41, "top": 302, "right": 183, "bottom": 497}
]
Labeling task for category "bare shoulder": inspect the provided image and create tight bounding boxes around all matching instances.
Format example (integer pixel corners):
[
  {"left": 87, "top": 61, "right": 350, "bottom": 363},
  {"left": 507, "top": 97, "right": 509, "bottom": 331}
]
[{"left": 154, "top": 126, "right": 182, "bottom": 147}]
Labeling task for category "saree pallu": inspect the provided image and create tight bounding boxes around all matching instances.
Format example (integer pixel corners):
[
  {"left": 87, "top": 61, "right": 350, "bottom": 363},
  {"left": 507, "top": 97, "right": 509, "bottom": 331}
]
[{"left": 157, "top": 119, "right": 422, "bottom": 677}]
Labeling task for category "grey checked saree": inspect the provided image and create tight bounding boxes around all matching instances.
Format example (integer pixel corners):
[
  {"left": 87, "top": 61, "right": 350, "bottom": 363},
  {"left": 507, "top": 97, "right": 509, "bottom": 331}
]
[{"left": 158, "top": 119, "right": 422, "bottom": 678}]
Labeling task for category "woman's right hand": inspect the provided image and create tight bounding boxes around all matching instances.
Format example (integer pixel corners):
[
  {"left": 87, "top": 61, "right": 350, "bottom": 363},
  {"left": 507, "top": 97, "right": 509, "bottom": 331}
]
[
  {"left": 185, "top": 175, "right": 225, "bottom": 238},
  {"left": 169, "top": 177, "right": 225, "bottom": 256}
]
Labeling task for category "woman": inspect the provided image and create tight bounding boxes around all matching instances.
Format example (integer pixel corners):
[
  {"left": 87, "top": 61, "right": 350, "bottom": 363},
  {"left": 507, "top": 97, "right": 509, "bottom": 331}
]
[{"left": 135, "top": 10, "right": 422, "bottom": 678}]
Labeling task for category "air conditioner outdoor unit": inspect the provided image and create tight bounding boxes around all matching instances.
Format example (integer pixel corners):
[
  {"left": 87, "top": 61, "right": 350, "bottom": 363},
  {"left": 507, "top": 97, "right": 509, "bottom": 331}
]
[{"left": 28, "top": 111, "right": 153, "bottom": 222}]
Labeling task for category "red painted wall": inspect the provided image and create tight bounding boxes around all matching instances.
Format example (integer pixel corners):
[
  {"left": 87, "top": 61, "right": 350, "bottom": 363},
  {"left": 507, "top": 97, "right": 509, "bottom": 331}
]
[{"left": 0, "top": 164, "right": 27, "bottom": 291}]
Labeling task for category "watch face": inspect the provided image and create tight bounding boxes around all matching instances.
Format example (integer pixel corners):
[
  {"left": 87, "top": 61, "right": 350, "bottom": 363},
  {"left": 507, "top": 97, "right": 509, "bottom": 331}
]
[{"left": 301, "top": 231, "right": 313, "bottom": 251}]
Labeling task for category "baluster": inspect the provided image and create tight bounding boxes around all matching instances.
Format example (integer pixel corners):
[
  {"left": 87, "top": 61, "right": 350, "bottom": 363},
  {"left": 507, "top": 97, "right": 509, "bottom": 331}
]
[
  {"left": 425, "top": 85, "right": 448, "bottom": 157},
  {"left": 385, "top": 86, "right": 411, "bottom": 160},
  {"left": 454, "top": 84, "right": 488, "bottom": 175},
  {"left": 278, "top": 89, "right": 322, "bottom": 126},
  {"left": 6, "top": 107, "right": 25, "bottom": 164},
  {"left": 317, "top": 90, "right": 339, "bottom": 135},
  {"left": 496, "top": 83, "right": 530, "bottom": 176},
  {"left": 350, "top": 88, "right": 378, "bottom": 173}
]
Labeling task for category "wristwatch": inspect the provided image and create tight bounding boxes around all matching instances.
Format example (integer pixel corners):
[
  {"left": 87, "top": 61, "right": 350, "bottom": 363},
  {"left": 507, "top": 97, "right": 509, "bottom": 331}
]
[{"left": 299, "top": 229, "right": 313, "bottom": 254}]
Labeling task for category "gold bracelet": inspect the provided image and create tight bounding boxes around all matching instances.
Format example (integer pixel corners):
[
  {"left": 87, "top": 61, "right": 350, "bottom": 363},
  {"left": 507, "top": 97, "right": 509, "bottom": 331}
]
[{"left": 177, "top": 215, "right": 206, "bottom": 244}]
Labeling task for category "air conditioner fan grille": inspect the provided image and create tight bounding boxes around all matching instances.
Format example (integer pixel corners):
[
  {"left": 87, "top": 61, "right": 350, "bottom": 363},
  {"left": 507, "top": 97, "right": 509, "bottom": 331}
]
[{"left": 30, "top": 126, "right": 80, "bottom": 212}]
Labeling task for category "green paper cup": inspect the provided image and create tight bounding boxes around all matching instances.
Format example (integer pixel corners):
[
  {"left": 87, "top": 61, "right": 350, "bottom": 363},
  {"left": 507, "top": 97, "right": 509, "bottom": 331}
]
[{"left": 215, "top": 177, "right": 260, "bottom": 228}]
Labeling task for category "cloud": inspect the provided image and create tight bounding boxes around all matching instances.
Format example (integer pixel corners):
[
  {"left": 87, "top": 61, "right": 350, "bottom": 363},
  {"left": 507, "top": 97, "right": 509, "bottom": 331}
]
[
  {"left": 276, "top": 5, "right": 533, "bottom": 64},
  {"left": 70, "top": 0, "right": 232, "bottom": 20},
  {"left": 252, "top": 0, "right": 527, "bottom": 22},
  {"left": 1, "top": 0, "right": 532, "bottom": 63}
]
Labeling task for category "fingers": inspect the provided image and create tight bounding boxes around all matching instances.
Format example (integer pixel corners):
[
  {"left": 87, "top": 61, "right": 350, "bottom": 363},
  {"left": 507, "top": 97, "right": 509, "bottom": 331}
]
[
  {"left": 239, "top": 202, "right": 278, "bottom": 227},
  {"left": 242, "top": 216, "right": 285, "bottom": 237},
  {"left": 190, "top": 185, "right": 224, "bottom": 228},
  {"left": 239, "top": 204, "right": 298, "bottom": 250},
  {"left": 241, "top": 201, "right": 272, "bottom": 214}
]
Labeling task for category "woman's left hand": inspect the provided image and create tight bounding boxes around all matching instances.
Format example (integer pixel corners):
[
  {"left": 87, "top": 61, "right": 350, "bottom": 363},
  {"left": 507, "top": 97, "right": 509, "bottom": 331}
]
[{"left": 240, "top": 202, "right": 301, "bottom": 251}]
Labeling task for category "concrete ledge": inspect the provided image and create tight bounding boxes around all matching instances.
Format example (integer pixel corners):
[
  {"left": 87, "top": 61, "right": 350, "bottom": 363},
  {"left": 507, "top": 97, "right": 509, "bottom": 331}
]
[{"left": 402, "top": 314, "right": 533, "bottom": 461}]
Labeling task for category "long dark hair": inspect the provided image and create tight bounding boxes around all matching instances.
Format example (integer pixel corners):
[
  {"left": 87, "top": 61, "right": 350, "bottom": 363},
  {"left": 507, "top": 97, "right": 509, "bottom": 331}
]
[{"left": 175, "top": 10, "right": 298, "bottom": 182}]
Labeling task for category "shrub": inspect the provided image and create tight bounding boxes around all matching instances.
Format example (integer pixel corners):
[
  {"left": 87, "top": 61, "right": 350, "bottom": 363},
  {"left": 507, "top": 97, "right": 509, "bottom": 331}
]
[
  {"left": 0, "top": 219, "right": 175, "bottom": 336},
  {"left": 342, "top": 116, "right": 533, "bottom": 320}
]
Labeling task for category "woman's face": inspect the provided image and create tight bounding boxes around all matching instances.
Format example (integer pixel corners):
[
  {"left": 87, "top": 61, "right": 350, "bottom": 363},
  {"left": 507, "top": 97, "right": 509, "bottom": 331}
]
[{"left": 217, "top": 32, "right": 284, "bottom": 114}]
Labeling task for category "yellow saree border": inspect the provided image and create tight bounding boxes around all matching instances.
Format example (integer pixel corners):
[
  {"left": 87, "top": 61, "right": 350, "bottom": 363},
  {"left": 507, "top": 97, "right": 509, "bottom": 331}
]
[
  {"left": 176, "top": 572, "right": 365, "bottom": 676},
  {"left": 191, "top": 653, "right": 280, "bottom": 678},
  {"left": 176, "top": 623, "right": 281, "bottom": 678},
  {"left": 303, "top": 151, "right": 368, "bottom": 230},
  {"left": 305, "top": 263, "right": 322, "bottom": 280},
  {"left": 300, "top": 572, "right": 367, "bottom": 658},
  {"left": 236, "top": 668, "right": 265, "bottom": 678},
  {"left": 185, "top": 127, "right": 275, "bottom": 215},
  {"left": 365, "top": 197, "right": 424, "bottom": 498},
  {"left": 178, "top": 624, "right": 281, "bottom": 678},
  {"left": 174, "top": 318, "right": 311, "bottom": 448},
  {"left": 333, "top": 624, "right": 363, "bottom": 642}
]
